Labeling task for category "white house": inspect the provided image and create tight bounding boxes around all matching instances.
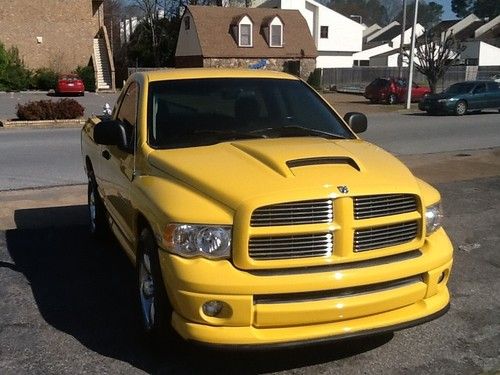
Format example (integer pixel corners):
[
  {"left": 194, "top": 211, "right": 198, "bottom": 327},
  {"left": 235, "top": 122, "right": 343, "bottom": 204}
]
[
  {"left": 257, "top": 0, "right": 364, "bottom": 68},
  {"left": 353, "top": 23, "right": 425, "bottom": 66},
  {"left": 461, "top": 41, "right": 500, "bottom": 66}
]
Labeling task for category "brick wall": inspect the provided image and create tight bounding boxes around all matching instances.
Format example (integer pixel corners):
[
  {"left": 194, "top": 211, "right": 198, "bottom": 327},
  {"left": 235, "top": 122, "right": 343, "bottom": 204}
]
[
  {"left": 203, "top": 57, "right": 316, "bottom": 80},
  {"left": 0, "top": 0, "right": 102, "bottom": 72}
]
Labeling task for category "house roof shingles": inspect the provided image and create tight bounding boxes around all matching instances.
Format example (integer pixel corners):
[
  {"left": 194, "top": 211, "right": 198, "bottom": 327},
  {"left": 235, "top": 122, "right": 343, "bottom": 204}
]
[{"left": 186, "top": 5, "right": 317, "bottom": 59}]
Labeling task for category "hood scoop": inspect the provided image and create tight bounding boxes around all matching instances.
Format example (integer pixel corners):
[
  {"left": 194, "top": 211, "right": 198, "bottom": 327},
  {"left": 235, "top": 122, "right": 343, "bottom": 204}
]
[{"left": 287, "top": 157, "right": 360, "bottom": 171}]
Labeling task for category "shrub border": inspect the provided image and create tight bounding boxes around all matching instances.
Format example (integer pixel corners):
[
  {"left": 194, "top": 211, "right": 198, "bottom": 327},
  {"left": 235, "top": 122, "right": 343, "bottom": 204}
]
[{"left": 0, "top": 118, "right": 85, "bottom": 128}]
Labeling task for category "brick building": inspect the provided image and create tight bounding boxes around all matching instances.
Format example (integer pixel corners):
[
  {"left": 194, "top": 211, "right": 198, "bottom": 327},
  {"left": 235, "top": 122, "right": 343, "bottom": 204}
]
[
  {"left": 0, "top": 0, "right": 114, "bottom": 90},
  {"left": 175, "top": 6, "right": 318, "bottom": 80}
]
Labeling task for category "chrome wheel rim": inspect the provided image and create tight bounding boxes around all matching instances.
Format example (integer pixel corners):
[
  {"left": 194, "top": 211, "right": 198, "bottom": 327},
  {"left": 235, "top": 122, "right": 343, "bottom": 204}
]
[
  {"left": 389, "top": 95, "right": 396, "bottom": 104},
  {"left": 456, "top": 102, "right": 466, "bottom": 115},
  {"left": 88, "top": 181, "right": 96, "bottom": 233},
  {"left": 139, "top": 252, "right": 155, "bottom": 330}
]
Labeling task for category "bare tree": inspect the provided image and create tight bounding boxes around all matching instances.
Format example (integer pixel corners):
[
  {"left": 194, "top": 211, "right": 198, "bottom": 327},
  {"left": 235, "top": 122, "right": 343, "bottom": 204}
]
[
  {"left": 407, "top": 31, "right": 465, "bottom": 93},
  {"left": 131, "top": 0, "right": 163, "bottom": 66}
]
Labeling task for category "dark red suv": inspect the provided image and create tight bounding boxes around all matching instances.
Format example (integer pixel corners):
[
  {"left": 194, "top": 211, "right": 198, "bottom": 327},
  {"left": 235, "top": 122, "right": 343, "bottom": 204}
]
[{"left": 364, "top": 77, "right": 430, "bottom": 104}]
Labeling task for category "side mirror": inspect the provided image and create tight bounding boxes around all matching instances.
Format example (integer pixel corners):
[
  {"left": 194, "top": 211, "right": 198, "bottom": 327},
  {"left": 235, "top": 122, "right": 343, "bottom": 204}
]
[
  {"left": 344, "top": 112, "right": 367, "bottom": 134},
  {"left": 93, "top": 120, "right": 132, "bottom": 152}
]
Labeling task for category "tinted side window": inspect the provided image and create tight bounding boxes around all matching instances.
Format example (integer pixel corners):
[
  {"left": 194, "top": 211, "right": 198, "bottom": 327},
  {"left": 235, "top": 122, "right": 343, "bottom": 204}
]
[
  {"left": 486, "top": 82, "right": 500, "bottom": 91},
  {"left": 474, "top": 83, "right": 486, "bottom": 94},
  {"left": 117, "top": 82, "right": 138, "bottom": 127}
]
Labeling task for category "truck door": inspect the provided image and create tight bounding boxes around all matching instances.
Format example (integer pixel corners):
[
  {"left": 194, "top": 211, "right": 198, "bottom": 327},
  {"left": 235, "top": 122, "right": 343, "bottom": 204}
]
[{"left": 99, "top": 81, "right": 138, "bottom": 245}]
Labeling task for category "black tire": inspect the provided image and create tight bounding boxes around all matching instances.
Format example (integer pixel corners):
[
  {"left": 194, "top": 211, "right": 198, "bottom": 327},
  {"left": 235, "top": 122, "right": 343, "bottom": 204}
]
[
  {"left": 455, "top": 100, "right": 467, "bottom": 116},
  {"left": 387, "top": 94, "right": 397, "bottom": 105},
  {"left": 137, "top": 227, "right": 173, "bottom": 344},
  {"left": 87, "top": 173, "right": 108, "bottom": 238}
]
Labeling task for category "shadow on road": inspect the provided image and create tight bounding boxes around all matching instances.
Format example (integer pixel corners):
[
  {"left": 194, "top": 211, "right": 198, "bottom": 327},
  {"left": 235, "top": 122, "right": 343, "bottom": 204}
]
[{"left": 5, "top": 205, "right": 393, "bottom": 374}]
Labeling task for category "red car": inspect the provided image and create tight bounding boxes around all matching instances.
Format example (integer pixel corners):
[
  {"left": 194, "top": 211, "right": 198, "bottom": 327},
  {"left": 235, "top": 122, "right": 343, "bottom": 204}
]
[
  {"left": 364, "top": 77, "right": 430, "bottom": 104},
  {"left": 56, "top": 74, "right": 85, "bottom": 96}
]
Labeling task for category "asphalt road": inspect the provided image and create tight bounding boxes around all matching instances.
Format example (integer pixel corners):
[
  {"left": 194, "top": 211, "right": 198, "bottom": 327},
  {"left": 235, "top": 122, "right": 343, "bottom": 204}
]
[
  {"left": 0, "top": 174, "right": 498, "bottom": 374},
  {"left": 1, "top": 110, "right": 500, "bottom": 191}
]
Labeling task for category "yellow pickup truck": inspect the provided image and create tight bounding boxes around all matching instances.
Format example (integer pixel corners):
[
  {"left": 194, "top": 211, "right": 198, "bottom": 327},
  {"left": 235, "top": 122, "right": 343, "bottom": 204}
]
[{"left": 81, "top": 68, "right": 453, "bottom": 348}]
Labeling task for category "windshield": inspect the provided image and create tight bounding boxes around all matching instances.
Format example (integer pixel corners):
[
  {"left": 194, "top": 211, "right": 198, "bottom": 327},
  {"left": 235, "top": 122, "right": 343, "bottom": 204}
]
[
  {"left": 444, "top": 82, "right": 475, "bottom": 94},
  {"left": 147, "top": 78, "right": 353, "bottom": 149}
]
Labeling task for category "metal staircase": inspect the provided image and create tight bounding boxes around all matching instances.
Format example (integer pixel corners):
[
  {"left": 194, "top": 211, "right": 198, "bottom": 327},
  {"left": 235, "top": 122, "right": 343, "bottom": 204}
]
[{"left": 93, "top": 37, "right": 113, "bottom": 91}]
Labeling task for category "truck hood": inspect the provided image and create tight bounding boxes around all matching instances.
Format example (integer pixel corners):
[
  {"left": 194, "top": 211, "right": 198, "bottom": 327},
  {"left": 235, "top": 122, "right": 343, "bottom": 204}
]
[{"left": 147, "top": 138, "right": 419, "bottom": 210}]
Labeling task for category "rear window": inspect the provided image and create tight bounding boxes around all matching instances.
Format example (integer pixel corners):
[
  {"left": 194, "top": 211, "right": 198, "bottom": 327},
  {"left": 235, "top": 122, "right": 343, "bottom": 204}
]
[
  {"left": 147, "top": 78, "right": 353, "bottom": 149},
  {"left": 371, "top": 78, "right": 389, "bottom": 87}
]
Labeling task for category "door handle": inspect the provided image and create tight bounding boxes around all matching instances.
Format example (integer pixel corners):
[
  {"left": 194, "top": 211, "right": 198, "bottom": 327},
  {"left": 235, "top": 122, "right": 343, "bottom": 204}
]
[{"left": 102, "top": 150, "right": 111, "bottom": 160}]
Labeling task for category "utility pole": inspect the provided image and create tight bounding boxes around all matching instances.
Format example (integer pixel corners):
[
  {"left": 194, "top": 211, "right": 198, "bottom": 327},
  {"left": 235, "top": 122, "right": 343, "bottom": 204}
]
[
  {"left": 406, "top": 0, "right": 418, "bottom": 110},
  {"left": 398, "top": 0, "right": 407, "bottom": 78}
]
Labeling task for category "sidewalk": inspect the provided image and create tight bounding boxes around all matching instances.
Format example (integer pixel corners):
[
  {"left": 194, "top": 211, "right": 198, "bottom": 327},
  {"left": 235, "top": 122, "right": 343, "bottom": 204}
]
[{"left": 1, "top": 148, "right": 498, "bottom": 231}]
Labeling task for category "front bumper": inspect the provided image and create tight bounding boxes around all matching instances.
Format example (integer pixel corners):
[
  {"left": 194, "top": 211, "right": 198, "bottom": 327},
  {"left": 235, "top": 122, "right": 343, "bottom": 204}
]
[
  {"left": 419, "top": 100, "right": 455, "bottom": 113},
  {"left": 159, "top": 229, "right": 453, "bottom": 346}
]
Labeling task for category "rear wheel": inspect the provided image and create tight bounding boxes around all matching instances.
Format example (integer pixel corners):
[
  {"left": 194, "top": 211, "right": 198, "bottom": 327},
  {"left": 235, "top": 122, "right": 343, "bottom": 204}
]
[
  {"left": 387, "top": 94, "right": 397, "bottom": 105},
  {"left": 455, "top": 100, "right": 467, "bottom": 116},
  {"left": 137, "top": 227, "right": 173, "bottom": 343}
]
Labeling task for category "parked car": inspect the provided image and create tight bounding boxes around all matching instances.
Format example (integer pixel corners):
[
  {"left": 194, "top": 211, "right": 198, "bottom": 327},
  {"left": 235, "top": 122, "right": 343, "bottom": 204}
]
[
  {"left": 81, "top": 69, "right": 453, "bottom": 347},
  {"left": 490, "top": 74, "right": 500, "bottom": 83},
  {"left": 418, "top": 81, "right": 500, "bottom": 115},
  {"left": 364, "top": 77, "right": 430, "bottom": 104},
  {"left": 56, "top": 74, "right": 85, "bottom": 96}
]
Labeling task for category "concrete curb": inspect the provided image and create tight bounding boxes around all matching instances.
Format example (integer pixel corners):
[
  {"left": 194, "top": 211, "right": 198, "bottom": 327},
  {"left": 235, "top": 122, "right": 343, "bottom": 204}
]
[{"left": 0, "top": 118, "right": 85, "bottom": 128}]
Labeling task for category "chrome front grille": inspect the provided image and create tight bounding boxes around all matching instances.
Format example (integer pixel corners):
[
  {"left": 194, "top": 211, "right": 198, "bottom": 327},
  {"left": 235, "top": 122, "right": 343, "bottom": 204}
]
[
  {"left": 354, "top": 194, "right": 417, "bottom": 219},
  {"left": 249, "top": 233, "right": 333, "bottom": 260},
  {"left": 354, "top": 221, "right": 418, "bottom": 252},
  {"left": 250, "top": 199, "right": 333, "bottom": 227}
]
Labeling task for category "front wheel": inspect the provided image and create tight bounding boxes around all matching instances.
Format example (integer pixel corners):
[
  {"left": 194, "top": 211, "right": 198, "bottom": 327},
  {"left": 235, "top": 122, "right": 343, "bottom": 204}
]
[
  {"left": 87, "top": 175, "right": 108, "bottom": 238},
  {"left": 455, "top": 100, "right": 467, "bottom": 116},
  {"left": 137, "top": 228, "right": 173, "bottom": 343}
]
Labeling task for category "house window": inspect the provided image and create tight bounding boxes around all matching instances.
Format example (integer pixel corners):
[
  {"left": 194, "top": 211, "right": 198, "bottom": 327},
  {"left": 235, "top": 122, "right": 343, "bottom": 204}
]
[
  {"left": 320, "top": 26, "right": 328, "bottom": 39},
  {"left": 184, "top": 16, "right": 190, "bottom": 30},
  {"left": 270, "top": 24, "right": 282, "bottom": 47},
  {"left": 240, "top": 23, "right": 252, "bottom": 47}
]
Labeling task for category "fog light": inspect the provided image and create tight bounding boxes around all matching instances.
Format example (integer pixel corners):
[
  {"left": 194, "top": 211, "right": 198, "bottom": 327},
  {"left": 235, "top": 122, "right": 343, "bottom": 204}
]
[
  {"left": 438, "top": 271, "right": 446, "bottom": 284},
  {"left": 202, "top": 300, "right": 224, "bottom": 317}
]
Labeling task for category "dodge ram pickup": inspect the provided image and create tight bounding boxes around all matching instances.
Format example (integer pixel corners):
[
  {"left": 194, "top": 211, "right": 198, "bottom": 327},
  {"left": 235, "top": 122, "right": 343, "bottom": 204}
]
[{"left": 81, "top": 68, "right": 453, "bottom": 347}]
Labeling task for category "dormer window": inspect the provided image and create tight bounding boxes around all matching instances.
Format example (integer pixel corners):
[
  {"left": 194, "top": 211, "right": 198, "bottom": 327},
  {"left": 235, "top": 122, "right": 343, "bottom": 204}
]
[
  {"left": 269, "top": 16, "right": 283, "bottom": 47},
  {"left": 238, "top": 15, "right": 253, "bottom": 47}
]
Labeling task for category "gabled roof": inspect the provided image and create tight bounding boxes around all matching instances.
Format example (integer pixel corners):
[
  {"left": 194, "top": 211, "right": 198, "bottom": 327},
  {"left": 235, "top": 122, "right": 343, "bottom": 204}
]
[
  {"left": 366, "top": 21, "right": 400, "bottom": 43},
  {"left": 184, "top": 6, "right": 317, "bottom": 59},
  {"left": 431, "top": 20, "right": 460, "bottom": 35},
  {"left": 454, "top": 20, "right": 487, "bottom": 40},
  {"left": 475, "top": 14, "right": 500, "bottom": 39},
  {"left": 369, "top": 23, "right": 402, "bottom": 43},
  {"left": 363, "top": 24, "right": 381, "bottom": 38}
]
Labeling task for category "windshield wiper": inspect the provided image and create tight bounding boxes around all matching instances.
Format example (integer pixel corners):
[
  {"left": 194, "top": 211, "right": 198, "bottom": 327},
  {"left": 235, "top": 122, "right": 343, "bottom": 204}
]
[{"left": 250, "top": 125, "right": 346, "bottom": 139}]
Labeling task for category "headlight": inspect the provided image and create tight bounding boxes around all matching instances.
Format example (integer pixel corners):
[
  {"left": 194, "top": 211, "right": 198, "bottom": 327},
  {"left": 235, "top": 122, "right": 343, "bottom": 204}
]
[
  {"left": 425, "top": 202, "right": 443, "bottom": 236},
  {"left": 163, "top": 224, "right": 231, "bottom": 259},
  {"left": 437, "top": 99, "right": 447, "bottom": 103}
]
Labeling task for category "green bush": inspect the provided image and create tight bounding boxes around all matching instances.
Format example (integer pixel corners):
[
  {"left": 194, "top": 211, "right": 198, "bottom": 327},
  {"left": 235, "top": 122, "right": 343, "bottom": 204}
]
[
  {"left": 0, "top": 42, "right": 31, "bottom": 91},
  {"left": 307, "top": 68, "right": 322, "bottom": 90},
  {"left": 16, "top": 98, "right": 84, "bottom": 120},
  {"left": 32, "top": 68, "right": 58, "bottom": 90},
  {"left": 76, "top": 65, "right": 95, "bottom": 92}
]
